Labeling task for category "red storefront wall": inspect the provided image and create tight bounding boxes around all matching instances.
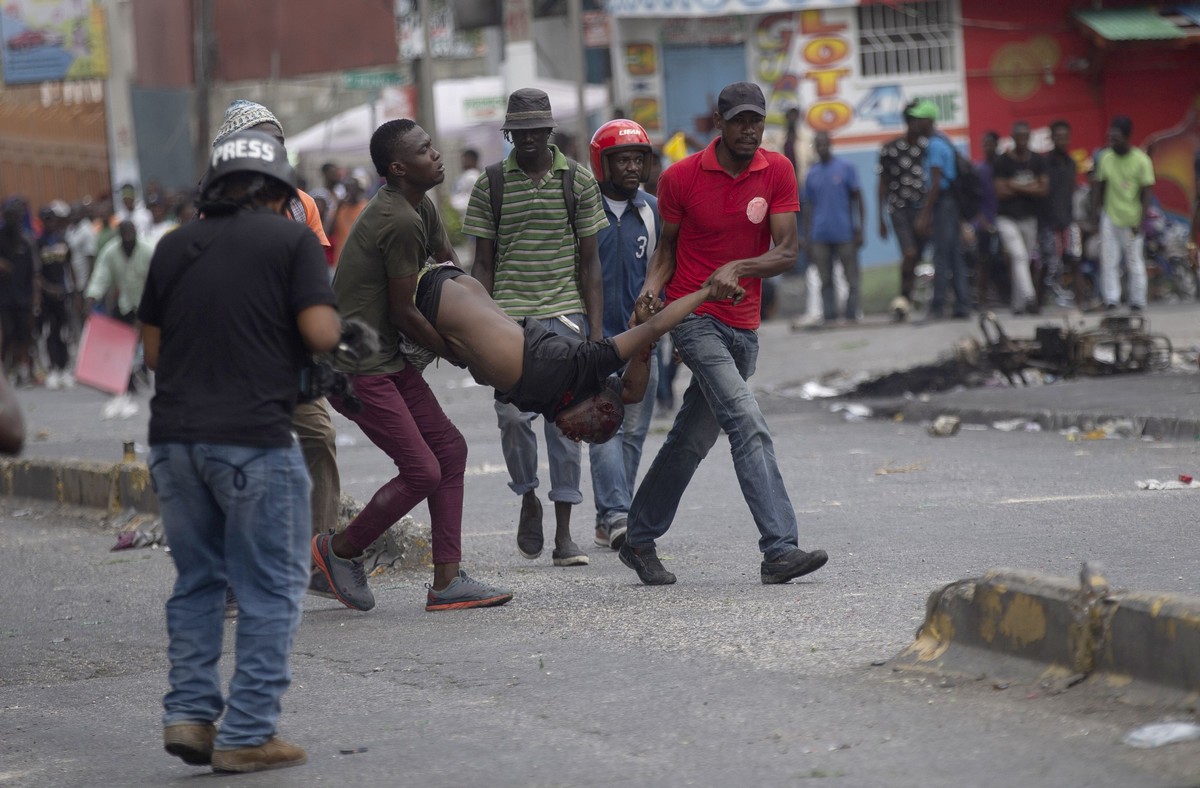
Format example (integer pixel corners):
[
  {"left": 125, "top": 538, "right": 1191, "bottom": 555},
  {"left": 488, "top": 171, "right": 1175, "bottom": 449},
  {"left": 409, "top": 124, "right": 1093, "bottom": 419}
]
[{"left": 961, "top": 0, "right": 1200, "bottom": 218}]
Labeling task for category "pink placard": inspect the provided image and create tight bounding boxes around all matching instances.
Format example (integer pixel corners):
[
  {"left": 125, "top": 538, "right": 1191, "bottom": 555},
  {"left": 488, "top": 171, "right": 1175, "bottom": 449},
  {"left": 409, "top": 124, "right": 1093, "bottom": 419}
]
[{"left": 74, "top": 314, "right": 138, "bottom": 395}]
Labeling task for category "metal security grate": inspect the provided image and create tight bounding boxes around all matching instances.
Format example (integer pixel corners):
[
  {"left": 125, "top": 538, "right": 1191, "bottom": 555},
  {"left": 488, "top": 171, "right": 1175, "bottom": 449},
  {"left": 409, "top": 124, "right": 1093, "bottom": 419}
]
[{"left": 857, "top": 0, "right": 956, "bottom": 78}]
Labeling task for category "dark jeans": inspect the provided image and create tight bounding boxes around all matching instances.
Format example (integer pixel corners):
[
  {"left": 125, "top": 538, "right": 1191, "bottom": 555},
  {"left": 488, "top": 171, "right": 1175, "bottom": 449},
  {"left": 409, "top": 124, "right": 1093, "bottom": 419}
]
[
  {"left": 330, "top": 366, "right": 466, "bottom": 565},
  {"left": 930, "top": 195, "right": 970, "bottom": 316},
  {"left": 39, "top": 297, "right": 71, "bottom": 370}
]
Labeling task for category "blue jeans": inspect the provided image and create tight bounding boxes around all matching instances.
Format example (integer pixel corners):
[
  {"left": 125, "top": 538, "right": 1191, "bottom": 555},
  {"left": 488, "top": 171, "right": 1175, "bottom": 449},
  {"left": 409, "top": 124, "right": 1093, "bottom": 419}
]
[
  {"left": 151, "top": 440, "right": 311, "bottom": 749},
  {"left": 625, "top": 315, "right": 799, "bottom": 560},
  {"left": 589, "top": 352, "right": 658, "bottom": 525},
  {"left": 494, "top": 313, "right": 585, "bottom": 505},
  {"left": 930, "top": 193, "right": 970, "bottom": 316}
]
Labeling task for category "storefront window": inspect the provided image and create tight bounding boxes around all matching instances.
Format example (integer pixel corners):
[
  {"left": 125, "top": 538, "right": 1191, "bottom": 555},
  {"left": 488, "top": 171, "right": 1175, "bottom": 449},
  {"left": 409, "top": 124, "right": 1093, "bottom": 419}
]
[{"left": 857, "top": 0, "right": 955, "bottom": 78}]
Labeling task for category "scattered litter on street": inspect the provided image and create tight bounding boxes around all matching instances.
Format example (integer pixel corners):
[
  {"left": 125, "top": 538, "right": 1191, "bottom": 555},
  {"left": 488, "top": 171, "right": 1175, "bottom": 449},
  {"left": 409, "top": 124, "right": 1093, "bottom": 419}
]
[
  {"left": 927, "top": 415, "right": 960, "bottom": 437},
  {"left": 109, "top": 508, "right": 164, "bottom": 550},
  {"left": 339, "top": 747, "right": 369, "bottom": 755},
  {"left": 830, "top": 402, "right": 872, "bottom": 421},
  {"left": 1136, "top": 478, "right": 1200, "bottom": 491},
  {"left": 1122, "top": 721, "right": 1200, "bottom": 749},
  {"left": 993, "top": 419, "right": 1042, "bottom": 432},
  {"left": 335, "top": 434, "right": 358, "bottom": 447},
  {"left": 875, "top": 461, "right": 926, "bottom": 475},
  {"left": 1061, "top": 419, "right": 1139, "bottom": 441}
]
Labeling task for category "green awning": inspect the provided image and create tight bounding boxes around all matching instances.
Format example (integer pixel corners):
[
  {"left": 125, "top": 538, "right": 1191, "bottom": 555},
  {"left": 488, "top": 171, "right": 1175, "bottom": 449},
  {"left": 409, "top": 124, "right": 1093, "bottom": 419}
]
[{"left": 1074, "top": 7, "right": 1188, "bottom": 41}]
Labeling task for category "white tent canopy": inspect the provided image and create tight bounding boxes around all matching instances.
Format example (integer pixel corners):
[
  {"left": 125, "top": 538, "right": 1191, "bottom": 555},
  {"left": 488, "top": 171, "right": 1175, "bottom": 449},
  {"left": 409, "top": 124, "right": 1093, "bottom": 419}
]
[{"left": 289, "top": 76, "right": 609, "bottom": 164}]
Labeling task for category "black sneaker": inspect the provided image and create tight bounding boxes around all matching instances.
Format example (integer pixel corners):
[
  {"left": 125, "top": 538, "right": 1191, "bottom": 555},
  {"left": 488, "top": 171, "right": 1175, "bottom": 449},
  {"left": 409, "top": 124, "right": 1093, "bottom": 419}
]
[
  {"left": 761, "top": 548, "right": 828, "bottom": 584},
  {"left": 552, "top": 540, "right": 589, "bottom": 567},
  {"left": 517, "top": 492, "right": 543, "bottom": 560},
  {"left": 618, "top": 543, "right": 676, "bottom": 585}
]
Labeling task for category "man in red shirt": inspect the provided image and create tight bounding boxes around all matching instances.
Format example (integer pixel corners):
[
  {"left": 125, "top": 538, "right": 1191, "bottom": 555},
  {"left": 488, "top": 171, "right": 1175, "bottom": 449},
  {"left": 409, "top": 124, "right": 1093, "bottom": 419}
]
[{"left": 618, "top": 82, "right": 829, "bottom": 587}]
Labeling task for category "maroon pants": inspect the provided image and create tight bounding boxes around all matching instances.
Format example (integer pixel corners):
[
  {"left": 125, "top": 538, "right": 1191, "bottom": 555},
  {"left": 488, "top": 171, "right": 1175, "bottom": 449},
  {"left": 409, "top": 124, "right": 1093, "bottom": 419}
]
[{"left": 330, "top": 366, "right": 465, "bottom": 565}]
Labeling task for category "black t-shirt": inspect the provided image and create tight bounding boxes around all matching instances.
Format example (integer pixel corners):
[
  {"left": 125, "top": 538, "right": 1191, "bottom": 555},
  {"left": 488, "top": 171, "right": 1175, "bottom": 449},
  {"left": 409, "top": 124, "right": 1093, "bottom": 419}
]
[
  {"left": 1044, "top": 150, "right": 1077, "bottom": 230},
  {"left": 0, "top": 229, "right": 38, "bottom": 310},
  {"left": 495, "top": 319, "right": 623, "bottom": 418},
  {"left": 37, "top": 232, "right": 72, "bottom": 300},
  {"left": 994, "top": 151, "right": 1047, "bottom": 220},
  {"left": 138, "top": 207, "right": 336, "bottom": 447}
]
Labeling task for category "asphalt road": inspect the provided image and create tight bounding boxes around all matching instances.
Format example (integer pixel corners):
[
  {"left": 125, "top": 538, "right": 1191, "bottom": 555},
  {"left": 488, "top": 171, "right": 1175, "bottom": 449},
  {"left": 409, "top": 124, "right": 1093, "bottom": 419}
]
[{"left": 3, "top": 307, "right": 1200, "bottom": 786}]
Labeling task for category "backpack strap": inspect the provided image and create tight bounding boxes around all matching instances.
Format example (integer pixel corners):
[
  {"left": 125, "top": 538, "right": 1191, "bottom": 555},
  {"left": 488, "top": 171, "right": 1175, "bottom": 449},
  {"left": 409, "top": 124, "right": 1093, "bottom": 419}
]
[
  {"left": 563, "top": 159, "right": 578, "bottom": 235},
  {"left": 486, "top": 162, "right": 505, "bottom": 235}
]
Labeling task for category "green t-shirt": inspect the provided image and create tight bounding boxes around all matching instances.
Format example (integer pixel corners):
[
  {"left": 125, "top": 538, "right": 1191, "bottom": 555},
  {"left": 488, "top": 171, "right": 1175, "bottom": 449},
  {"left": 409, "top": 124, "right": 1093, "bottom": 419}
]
[
  {"left": 332, "top": 185, "right": 448, "bottom": 375},
  {"left": 1096, "top": 147, "right": 1155, "bottom": 228},
  {"left": 461, "top": 144, "right": 608, "bottom": 319}
]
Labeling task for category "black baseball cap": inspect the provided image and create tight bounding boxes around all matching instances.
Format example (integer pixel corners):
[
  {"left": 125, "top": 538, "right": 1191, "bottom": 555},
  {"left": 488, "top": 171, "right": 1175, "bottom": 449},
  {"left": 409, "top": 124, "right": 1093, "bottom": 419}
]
[{"left": 717, "top": 82, "right": 767, "bottom": 120}]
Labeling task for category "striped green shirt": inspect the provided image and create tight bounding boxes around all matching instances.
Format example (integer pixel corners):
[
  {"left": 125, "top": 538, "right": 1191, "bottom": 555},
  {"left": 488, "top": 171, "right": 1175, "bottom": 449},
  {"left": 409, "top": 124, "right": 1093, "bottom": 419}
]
[{"left": 462, "top": 144, "right": 607, "bottom": 318}]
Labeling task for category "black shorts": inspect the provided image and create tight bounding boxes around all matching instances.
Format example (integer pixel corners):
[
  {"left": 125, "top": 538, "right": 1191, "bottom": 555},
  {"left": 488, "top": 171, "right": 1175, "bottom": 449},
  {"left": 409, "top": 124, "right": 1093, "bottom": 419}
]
[
  {"left": 414, "top": 263, "right": 468, "bottom": 325},
  {"left": 496, "top": 319, "right": 623, "bottom": 418},
  {"left": 0, "top": 307, "right": 32, "bottom": 347}
]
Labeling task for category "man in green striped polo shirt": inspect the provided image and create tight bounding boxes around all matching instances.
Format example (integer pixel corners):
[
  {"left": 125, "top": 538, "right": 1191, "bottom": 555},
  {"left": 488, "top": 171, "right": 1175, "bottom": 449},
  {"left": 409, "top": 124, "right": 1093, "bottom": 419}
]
[{"left": 463, "top": 88, "right": 608, "bottom": 569}]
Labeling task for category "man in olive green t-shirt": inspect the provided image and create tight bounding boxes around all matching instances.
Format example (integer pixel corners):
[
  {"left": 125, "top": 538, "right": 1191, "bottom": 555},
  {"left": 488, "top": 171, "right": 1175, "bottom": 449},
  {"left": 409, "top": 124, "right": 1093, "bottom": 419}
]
[
  {"left": 1094, "top": 115, "right": 1155, "bottom": 311},
  {"left": 311, "top": 118, "right": 513, "bottom": 615}
]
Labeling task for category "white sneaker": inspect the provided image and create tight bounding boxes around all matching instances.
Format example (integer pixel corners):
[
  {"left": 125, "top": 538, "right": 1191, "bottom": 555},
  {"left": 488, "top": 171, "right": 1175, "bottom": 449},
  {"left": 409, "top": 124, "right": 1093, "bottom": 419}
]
[
  {"left": 45, "top": 371, "right": 61, "bottom": 390},
  {"left": 60, "top": 372, "right": 75, "bottom": 389}
]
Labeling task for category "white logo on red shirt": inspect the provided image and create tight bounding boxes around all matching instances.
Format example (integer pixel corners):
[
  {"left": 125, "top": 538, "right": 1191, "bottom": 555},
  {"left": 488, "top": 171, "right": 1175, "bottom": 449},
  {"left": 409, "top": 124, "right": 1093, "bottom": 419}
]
[{"left": 746, "top": 197, "right": 768, "bottom": 224}]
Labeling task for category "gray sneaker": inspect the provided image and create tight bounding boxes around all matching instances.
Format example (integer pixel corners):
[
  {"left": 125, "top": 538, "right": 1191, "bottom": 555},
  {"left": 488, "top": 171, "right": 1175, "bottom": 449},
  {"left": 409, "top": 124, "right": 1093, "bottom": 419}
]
[
  {"left": 425, "top": 570, "right": 513, "bottom": 611},
  {"left": 594, "top": 516, "right": 628, "bottom": 549},
  {"left": 311, "top": 532, "right": 375, "bottom": 611}
]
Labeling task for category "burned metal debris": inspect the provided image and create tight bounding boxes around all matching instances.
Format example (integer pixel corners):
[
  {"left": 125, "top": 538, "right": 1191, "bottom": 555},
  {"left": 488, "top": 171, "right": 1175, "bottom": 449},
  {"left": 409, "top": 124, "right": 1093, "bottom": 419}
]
[{"left": 846, "top": 313, "right": 1172, "bottom": 398}]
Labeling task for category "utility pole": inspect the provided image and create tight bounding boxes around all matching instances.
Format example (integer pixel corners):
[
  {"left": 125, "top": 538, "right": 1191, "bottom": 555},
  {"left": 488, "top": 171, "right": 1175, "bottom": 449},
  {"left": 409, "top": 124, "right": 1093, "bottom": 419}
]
[
  {"left": 567, "top": 0, "right": 588, "bottom": 154},
  {"left": 416, "top": 0, "right": 437, "bottom": 147},
  {"left": 193, "top": 0, "right": 214, "bottom": 179}
]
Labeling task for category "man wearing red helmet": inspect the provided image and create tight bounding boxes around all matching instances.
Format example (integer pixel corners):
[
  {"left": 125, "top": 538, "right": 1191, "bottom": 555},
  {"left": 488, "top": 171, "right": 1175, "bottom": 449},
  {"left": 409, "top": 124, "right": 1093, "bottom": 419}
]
[{"left": 585, "top": 119, "right": 662, "bottom": 550}]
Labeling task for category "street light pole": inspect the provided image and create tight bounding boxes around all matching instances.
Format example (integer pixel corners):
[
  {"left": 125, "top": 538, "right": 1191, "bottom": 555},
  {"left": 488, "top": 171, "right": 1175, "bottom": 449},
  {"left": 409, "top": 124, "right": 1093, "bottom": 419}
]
[
  {"left": 567, "top": 0, "right": 588, "bottom": 157},
  {"left": 416, "top": 0, "right": 437, "bottom": 148}
]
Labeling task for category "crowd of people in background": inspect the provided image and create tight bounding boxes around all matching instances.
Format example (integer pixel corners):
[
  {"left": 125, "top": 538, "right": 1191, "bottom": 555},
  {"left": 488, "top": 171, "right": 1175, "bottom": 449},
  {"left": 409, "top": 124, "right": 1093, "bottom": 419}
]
[
  {"left": 0, "top": 102, "right": 1194, "bottom": 397},
  {"left": 0, "top": 156, "right": 386, "bottom": 392}
]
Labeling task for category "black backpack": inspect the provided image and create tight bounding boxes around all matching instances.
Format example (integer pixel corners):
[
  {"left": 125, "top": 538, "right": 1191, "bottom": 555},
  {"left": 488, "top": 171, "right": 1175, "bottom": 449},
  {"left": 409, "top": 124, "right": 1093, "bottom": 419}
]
[
  {"left": 485, "top": 159, "right": 578, "bottom": 236},
  {"left": 949, "top": 146, "right": 983, "bottom": 222}
]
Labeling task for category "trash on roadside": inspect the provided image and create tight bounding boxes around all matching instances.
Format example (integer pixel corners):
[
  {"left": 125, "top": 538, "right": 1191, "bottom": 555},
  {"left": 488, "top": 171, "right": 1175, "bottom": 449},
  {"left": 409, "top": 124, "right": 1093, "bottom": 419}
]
[
  {"left": 992, "top": 418, "right": 1042, "bottom": 432},
  {"left": 1122, "top": 721, "right": 1200, "bottom": 749},
  {"left": 110, "top": 508, "right": 164, "bottom": 550},
  {"left": 339, "top": 747, "right": 369, "bottom": 755},
  {"left": 335, "top": 434, "right": 357, "bottom": 447},
  {"left": 830, "top": 402, "right": 872, "bottom": 422},
  {"left": 875, "top": 461, "right": 926, "bottom": 475},
  {"left": 1136, "top": 478, "right": 1200, "bottom": 491},
  {"left": 1062, "top": 419, "right": 1139, "bottom": 441},
  {"left": 927, "top": 415, "right": 960, "bottom": 437},
  {"left": 798, "top": 381, "right": 843, "bottom": 399},
  {"left": 1180, "top": 474, "right": 1194, "bottom": 484}
]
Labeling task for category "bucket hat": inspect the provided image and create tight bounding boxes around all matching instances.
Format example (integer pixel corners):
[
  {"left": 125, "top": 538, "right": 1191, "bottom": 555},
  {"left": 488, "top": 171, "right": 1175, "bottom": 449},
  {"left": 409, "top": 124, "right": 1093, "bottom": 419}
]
[{"left": 501, "top": 88, "right": 556, "bottom": 132}]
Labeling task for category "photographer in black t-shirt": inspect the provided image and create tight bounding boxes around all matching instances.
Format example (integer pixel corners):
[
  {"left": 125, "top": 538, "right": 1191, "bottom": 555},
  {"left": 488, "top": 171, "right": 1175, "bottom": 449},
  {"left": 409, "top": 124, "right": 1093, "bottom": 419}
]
[{"left": 138, "top": 131, "right": 341, "bottom": 774}]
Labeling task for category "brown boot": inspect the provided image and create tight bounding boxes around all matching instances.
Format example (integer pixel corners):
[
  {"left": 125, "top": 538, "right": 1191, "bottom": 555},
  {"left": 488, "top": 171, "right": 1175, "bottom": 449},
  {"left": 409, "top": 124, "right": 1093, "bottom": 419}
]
[
  {"left": 211, "top": 736, "right": 307, "bottom": 773},
  {"left": 163, "top": 721, "right": 216, "bottom": 766}
]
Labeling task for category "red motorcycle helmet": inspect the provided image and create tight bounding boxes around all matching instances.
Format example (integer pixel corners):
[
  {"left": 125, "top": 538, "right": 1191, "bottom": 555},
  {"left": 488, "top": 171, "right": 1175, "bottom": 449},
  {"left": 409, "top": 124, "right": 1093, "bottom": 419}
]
[{"left": 589, "top": 119, "right": 653, "bottom": 183}]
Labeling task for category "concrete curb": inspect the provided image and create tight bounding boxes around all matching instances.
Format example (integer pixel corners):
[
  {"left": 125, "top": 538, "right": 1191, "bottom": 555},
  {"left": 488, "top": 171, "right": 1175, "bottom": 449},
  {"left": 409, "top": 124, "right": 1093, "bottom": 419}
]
[
  {"left": 892, "top": 566, "right": 1200, "bottom": 704},
  {"left": 862, "top": 398, "right": 1200, "bottom": 441},
  {"left": 0, "top": 457, "right": 156, "bottom": 515}
]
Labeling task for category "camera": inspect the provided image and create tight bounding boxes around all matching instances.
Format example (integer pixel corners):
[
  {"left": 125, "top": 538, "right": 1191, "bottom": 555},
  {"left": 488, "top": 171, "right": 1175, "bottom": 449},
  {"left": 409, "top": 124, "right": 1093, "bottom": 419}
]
[
  {"left": 299, "top": 359, "right": 361, "bottom": 413},
  {"left": 296, "top": 318, "right": 380, "bottom": 413}
]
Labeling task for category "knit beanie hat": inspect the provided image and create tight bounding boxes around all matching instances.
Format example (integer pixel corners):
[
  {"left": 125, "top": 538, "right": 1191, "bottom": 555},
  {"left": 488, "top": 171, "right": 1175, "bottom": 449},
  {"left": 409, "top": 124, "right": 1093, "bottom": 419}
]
[{"left": 212, "top": 100, "right": 283, "bottom": 147}]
